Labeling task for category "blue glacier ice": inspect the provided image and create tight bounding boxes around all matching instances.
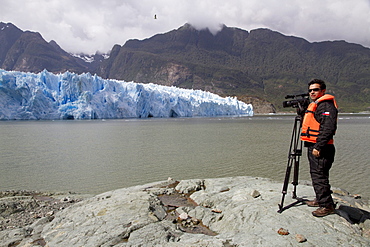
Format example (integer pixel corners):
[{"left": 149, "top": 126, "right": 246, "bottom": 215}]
[{"left": 0, "top": 69, "right": 253, "bottom": 120}]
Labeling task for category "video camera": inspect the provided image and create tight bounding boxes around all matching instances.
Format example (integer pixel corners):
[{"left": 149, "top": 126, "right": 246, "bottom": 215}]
[{"left": 283, "top": 93, "right": 310, "bottom": 116}]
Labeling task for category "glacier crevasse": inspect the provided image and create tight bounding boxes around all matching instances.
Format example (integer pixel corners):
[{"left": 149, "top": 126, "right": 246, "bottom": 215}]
[{"left": 0, "top": 69, "right": 253, "bottom": 120}]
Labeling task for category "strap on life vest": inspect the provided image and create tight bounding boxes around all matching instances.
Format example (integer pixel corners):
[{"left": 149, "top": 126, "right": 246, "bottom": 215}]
[{"left": 301, "top": 127, "right": 319, "bottom": 138}]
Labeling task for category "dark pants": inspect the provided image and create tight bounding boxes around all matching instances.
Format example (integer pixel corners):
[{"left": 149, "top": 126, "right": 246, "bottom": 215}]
[{"left": 307, "top": 144, "right": 335, "bottom": 207}]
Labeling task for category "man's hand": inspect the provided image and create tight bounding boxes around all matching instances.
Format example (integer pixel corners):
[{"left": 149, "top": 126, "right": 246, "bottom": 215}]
[{"left": 312, "top": 148, "right": 320, "bottom": 157}]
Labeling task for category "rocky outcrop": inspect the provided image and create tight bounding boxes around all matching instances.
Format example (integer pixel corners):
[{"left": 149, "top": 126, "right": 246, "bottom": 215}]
[
  {"left": 1, "top": 177, "right": 369, "bottom": 246},
  {"left": 237, "top": 95, "right": 276, "bottom": 113}
]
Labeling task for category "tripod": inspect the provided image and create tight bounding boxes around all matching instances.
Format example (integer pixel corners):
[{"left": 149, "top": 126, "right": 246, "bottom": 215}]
[{"left": 277, "top": 114, "right": 305, "bottom": 213}]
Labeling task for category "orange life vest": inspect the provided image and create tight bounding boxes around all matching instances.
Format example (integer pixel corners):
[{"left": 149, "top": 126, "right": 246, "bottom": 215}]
[{"left": 301, "top": 94, "right": 337, "bottom": 144}]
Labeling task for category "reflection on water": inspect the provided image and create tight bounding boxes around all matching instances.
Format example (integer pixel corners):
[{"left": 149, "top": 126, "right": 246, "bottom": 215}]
[{"left": 0, "top": 114, "right": 369, "bottom": 198}]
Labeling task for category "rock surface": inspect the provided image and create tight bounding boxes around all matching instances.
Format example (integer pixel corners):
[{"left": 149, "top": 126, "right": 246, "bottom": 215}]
[{"left": 1, "top": 176, "right": 370, "bottom": 246}]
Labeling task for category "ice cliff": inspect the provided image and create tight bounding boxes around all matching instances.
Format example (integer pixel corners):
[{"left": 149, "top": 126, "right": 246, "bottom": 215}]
[{"left": 0, "top": 69, "right": 253, "bottom": 120}]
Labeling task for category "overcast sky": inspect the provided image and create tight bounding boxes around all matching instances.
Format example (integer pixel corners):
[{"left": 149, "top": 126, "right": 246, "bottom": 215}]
[{"left": 1, "top": 0, "right": 370, "bottom": 54}]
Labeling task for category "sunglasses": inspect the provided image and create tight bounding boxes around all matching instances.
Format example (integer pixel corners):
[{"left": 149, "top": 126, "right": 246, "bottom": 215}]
[{"left": 308, "top": 88, "right": 321, "bottom": 92}]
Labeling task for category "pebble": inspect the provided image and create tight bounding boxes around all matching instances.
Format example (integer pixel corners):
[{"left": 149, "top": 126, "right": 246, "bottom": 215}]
[
  {"left": 277, "top": 228, "right": 289, "bottom": 235},
  {"left": 45, "top": 211, "right": 54, "bottom": 217},
  {"left": 353, "top": 194, "right": 362, "bottom": 199},
  {"left": 178, "top": 212, "right": 189, "bottom": 220},
  {"left": 295, "top": 234, "right": 307, "bottom": 243},
  {"left": 251, "top": 190, "right": 261, "bottom": 198},
  {"left": 212, "top": 209, "right": 222, "bottom": 213}
]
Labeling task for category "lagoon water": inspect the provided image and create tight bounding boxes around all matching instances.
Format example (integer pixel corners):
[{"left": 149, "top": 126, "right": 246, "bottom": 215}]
[{"left": 0, "top": 114, "right": 369, "bottom": 199}]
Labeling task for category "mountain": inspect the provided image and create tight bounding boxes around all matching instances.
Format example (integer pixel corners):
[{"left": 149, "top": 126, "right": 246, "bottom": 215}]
[
  {"left": 97, "top": 24, "right": 370, "bottom": 112},
  {"left": 1, "top": 22, "right": 369, "bottom": 112},
  {"left": 0, "top": 22, "right": 90, "bottom": 74}
]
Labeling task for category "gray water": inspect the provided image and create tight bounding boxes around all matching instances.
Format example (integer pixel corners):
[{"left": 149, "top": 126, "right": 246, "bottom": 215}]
[{"left": 0, "top": 114, "right": 369, "bottom": 199}]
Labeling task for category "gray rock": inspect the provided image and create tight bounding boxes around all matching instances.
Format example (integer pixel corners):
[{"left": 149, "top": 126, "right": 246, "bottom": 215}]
[
  {"left": 251, "top": 189, "right": 261, "bottom": 198},
  {"left": 295, "top": 233, "right": 307, "bottom": 243},
  {"left": 0, "top": 227, "right": 33, "bottom": 247},
  {"left": 175, "top": 179, "right": 205, "bottom": 194},
  {"left": 1, "top": 177, "right": 370, "bottom": 246}
]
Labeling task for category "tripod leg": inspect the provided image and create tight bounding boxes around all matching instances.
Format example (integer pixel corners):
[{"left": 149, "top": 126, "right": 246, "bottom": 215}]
[
  {"left": 292, "top": 159, "right": 299, "bottom": 198},
  {"left": 292, "top": 127, "right": 302, "bottom": 199},
  {"left": 278, "top": 159, "right": 293, "bottom": 213}
]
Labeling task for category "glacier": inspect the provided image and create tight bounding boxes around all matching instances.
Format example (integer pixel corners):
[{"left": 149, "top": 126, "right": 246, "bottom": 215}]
[{"left": 0, "top": 69, "right": 253, "bottom": 120}]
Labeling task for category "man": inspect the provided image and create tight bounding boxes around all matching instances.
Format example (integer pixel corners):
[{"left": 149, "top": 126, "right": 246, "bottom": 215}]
[{"left": 301, "top": 79, "right": 338, "bottom": 217}]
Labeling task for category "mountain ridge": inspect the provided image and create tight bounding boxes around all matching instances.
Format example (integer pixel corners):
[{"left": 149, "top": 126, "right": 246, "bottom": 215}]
[
  {"left": 1, "top": 22, "right": 369, "bottom": 112},
  {"left": 0, "top": 22, "right": 92, "bottom": 74},
  {"left": 98, "top": 24, "right": 370, "bottom": 112}
]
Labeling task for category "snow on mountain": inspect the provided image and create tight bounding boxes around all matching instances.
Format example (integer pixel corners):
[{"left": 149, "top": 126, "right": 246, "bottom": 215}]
[
  {"left": 0, "top": 69, "right": 253, "bottom": 120},
  {"left": 71, "top": 53, "right": 110, "bottom": 63},
  {"left": 71, "top": 54, "right": 95, "bottom": 63}
]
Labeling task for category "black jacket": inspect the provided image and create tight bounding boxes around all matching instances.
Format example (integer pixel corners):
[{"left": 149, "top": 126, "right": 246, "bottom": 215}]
[{"left": 313, "top": 99, "right": 338, "bottom": 151}]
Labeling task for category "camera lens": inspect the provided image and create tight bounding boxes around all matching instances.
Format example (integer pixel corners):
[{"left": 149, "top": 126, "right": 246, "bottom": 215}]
[{"left": 283, "top": 100, "right": 292, "bottom": 108}]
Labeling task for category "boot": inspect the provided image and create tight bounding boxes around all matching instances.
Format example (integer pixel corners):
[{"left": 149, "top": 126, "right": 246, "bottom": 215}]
[
  {"left": 312, "top": 204, "right": 335, "bottom": 217},
  {"left": 305, "top": 199, "right": 319, "bottom": 207}
]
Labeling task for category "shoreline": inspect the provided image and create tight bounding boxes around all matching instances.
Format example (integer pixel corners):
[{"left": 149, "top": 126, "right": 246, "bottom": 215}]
[{"left": 1, "top": 176, "right": 370, "bottom": 246}]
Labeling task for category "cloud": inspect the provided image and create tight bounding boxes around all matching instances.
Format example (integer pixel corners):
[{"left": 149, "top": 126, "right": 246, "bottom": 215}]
[{"left": 1, "top": 0, "right": 369, "bottom": 54}]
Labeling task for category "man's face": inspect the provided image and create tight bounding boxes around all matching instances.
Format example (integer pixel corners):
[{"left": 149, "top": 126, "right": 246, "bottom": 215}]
[{"left": 308, "top": 83, "right": 325, "bottom": 101}]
